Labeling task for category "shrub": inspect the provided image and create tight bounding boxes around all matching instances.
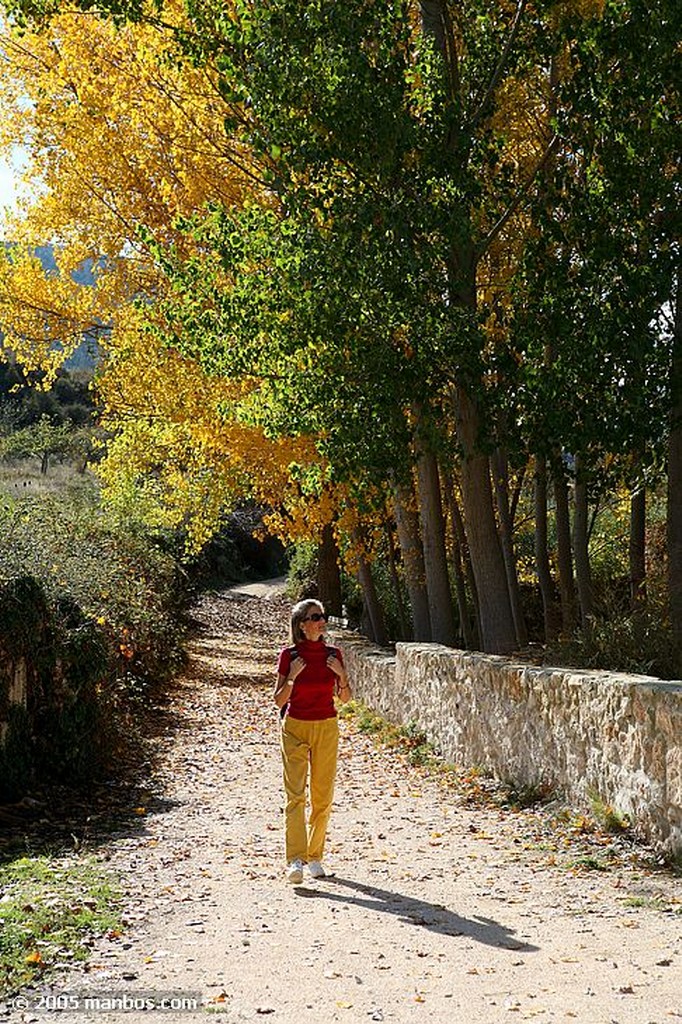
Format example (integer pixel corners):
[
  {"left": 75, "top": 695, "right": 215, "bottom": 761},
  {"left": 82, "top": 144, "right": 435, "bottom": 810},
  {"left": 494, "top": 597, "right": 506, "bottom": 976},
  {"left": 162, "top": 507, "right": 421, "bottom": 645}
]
[
  {"left": 285, "top": 540, "right": 319, "bottom": 600},
  {"left": 0, "top": 460, "right": 190, "bottom": 796},
  {"left": 0, "top": 705, "right": 34, "bottom": 802},
  {"left": 546, "top": 602, "right": 677, "bottom": 679},
  {"left": 0, "top": 490, "right": 188, "bottom": 688},
  {"left": 0, "top": 576, "right": 123, "bottom": 797}
]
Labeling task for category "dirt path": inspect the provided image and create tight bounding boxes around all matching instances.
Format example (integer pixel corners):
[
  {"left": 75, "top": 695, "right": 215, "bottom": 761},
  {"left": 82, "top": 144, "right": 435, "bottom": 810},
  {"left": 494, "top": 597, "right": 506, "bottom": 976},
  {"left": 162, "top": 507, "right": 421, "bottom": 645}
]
[{"left": 11, "top": 588, "right": 681, "bottom": 1024}]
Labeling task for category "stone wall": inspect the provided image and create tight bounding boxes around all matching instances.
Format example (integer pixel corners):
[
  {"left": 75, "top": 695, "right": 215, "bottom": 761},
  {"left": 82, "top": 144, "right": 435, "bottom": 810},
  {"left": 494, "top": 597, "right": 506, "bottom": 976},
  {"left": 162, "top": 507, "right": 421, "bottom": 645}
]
[
  {"left": 0, "top": 575, "right": 111, "bottom": 800},
  {"left": 341, "top": 635, "right": 682, "bottom": 859},
  {"left": 0, "top": 659, "right": 28, "bottom": 746}
]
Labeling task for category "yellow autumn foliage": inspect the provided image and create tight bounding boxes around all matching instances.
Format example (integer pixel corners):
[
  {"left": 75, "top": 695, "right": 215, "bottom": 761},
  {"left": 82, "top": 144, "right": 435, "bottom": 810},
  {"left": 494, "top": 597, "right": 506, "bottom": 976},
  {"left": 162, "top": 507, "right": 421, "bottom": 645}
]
[{"left": 0, "top": 1, "right": 340, "bottom": 549}]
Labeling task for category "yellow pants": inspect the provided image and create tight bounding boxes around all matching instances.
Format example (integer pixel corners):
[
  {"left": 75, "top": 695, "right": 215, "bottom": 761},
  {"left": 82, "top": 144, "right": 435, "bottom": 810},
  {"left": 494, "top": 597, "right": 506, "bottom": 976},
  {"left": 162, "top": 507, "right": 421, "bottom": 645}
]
[{"left": 281, "top": 715, "right": 339, "bottom": 863}]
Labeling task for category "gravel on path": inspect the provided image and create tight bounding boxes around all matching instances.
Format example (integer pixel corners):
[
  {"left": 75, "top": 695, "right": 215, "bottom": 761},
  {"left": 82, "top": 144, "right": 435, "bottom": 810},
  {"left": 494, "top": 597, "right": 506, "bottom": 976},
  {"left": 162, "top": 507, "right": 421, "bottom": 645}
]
[{"left": 11, "top": 587, "right": 681, "bottom": 1024}]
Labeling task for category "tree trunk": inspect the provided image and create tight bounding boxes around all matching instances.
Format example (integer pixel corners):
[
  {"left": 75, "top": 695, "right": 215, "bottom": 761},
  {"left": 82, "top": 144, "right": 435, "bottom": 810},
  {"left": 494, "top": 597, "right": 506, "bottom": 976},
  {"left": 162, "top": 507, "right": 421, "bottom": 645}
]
[
  {"left": 317, "top": 521, "right": 342, "bottom": 617},
  {"left": 415, "top": 447, "right": 458, "bottom": 646},
  {"left": 667, "top": 270, "right": 682, "bottom": 669},
  {"left": 439, "top": 466, "right": 474, "bottom": 646},
  {"left": 534, "top": 454, "right": 559, "bottom": 642},
  {"left": 392, "top": 476, "right": 432, "bottom": 641},
  {"left": 356, "top": 553, "right": 389, "bottom": 647},
  {"left": 445, "top": 479, "right": 481, "bottom": 646},
  {"left": 629, "top": 485, "right": 647, "bottom": 609},
  {"left": 385, "top": 522, "right": 409, "bottom": 640},
  {"left": 573, "top": 453, "right": 594, "bottom": 631},
  {"left": 492, "top": 448, "right": 528, "bottom": 647},
  {"left": 510, "top": 462, "right": 526, "bottom": 526},
  {"left": 552, "top": 458, "right": 576, "bottom": 636},
  {"left": 451, "top": 532, "right": 474, "bottom": 648},
  {"left": 455, "top": 385, "right": 516, "bottom": 654},
  {"left": 420, "top": 0, "right": 514, "bottom": 653}
]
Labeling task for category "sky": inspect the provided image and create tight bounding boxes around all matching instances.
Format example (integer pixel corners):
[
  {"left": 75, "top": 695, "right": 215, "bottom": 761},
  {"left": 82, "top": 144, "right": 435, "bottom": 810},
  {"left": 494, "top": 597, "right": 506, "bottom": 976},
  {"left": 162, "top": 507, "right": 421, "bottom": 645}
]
[
  {"left": 0, "top": 156, "right": 17, "bottom": 212},
  {"left": 0, "top": 147, "right": 28, "bottom": 217}
]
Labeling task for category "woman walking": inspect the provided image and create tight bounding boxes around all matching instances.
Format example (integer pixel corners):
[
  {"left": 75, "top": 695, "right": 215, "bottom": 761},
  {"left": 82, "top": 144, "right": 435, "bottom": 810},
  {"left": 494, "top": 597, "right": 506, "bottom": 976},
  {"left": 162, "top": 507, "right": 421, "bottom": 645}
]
[{"left": 274, "top": 598, "right": 352, "bottom": 883}]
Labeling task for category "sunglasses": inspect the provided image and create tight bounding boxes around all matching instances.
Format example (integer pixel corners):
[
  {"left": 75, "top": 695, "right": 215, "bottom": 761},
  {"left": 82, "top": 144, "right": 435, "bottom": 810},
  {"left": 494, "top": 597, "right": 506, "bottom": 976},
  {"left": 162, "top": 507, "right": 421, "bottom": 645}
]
[{"left": 302, "top": 612, "right": 328, "bottom": 622}]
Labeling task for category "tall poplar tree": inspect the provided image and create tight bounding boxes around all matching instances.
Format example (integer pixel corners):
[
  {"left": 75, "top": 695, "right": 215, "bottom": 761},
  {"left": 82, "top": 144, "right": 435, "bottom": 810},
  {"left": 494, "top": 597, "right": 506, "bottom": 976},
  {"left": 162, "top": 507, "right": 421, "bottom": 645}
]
[{"left": 135, "top": 0, "right": 577, "bottom": 653}]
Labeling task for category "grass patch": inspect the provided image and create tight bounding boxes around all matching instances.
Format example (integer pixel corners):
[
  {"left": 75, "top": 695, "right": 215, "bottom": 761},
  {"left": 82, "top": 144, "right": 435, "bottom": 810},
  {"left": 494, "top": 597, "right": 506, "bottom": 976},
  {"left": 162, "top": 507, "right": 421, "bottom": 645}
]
[
  {"left": 496, "top": 779, "right": 555, "bottom": 810},
  {"left": 0, "top": 460, "right": 98, "bottom": 501},
  {"left": 0, "top": 854, "right": 122, "bottom": 997},
  {"left": 565, "top": 854, "right": 610, "bottom": 872},
  {"left": 588, "top": 789, "right": 631, "bottom": 834},
  {"left": 340, "top": 702, "right": 439, "bottom": 769},
  {"left": 621, "top": 895, "right": 669, "bottom": 911}
]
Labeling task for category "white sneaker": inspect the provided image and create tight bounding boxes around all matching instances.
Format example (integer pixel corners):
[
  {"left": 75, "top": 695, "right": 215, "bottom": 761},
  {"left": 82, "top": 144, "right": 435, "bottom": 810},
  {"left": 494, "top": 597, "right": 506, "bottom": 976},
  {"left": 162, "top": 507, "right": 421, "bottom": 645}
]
[
  {"left": 286, "top": 859, "right": 304, "bottom": 884},
  {"left": 307, "top": 860, "right": 328, "bottom": 879}
]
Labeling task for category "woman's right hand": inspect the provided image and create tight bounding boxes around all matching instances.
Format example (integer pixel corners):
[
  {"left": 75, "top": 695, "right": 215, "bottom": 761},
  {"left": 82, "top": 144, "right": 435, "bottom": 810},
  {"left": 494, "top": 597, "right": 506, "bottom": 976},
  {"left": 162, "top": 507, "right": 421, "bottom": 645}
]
[{"left": 289, "top": 656, "right": 306, "bottom": 680}]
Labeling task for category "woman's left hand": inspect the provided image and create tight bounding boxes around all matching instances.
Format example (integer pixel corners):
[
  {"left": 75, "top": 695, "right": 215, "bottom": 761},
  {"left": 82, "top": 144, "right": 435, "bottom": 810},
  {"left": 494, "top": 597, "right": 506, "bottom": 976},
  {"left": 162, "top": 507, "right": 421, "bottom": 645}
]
[{"left": 326, "top": 655, "right": 344, "bottom": 677}]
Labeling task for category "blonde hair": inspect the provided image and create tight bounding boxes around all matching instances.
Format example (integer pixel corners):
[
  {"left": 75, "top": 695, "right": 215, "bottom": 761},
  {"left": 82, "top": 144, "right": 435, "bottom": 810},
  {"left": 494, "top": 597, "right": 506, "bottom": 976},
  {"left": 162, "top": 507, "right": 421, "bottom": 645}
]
[{"left": 290, "top": 599, "right": 325, "bottom": 644}]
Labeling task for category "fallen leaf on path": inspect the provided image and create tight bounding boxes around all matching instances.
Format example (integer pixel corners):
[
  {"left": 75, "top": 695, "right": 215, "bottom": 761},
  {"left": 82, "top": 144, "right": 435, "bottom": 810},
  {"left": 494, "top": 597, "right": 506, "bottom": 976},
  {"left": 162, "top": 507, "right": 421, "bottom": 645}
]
[{"left": 208, "top": 992, "right": 228, "bottom": 1004}]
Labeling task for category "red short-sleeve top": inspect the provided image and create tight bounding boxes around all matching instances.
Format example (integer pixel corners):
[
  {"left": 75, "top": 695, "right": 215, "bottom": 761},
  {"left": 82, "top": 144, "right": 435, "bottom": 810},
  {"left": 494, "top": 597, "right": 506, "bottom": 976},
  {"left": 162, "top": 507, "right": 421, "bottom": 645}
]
[{"left": 277, "top": 638, "right": 343, "bottom": 721}]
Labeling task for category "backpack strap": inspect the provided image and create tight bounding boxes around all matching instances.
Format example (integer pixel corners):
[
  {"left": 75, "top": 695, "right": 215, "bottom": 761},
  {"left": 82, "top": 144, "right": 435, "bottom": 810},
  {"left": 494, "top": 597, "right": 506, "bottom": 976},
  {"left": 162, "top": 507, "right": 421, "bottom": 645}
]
[{"left": 279, "top": 646, "right": 299, "bottom": 720}]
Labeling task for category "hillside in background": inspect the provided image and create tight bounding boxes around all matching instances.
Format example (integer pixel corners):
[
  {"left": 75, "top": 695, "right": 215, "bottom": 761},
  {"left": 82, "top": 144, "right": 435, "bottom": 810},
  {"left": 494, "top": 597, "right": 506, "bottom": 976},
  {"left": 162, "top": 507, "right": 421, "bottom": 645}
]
[{"left": 1, "top": 242, "right": 101, "bottom": 371}]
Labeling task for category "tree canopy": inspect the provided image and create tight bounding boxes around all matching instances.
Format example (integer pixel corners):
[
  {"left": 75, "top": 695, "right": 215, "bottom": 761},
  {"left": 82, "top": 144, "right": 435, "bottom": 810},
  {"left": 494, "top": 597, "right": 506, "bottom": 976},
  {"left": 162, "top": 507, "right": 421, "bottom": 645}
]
[{"left": 0, "top": 0, "right": 680, "bottom": 657}]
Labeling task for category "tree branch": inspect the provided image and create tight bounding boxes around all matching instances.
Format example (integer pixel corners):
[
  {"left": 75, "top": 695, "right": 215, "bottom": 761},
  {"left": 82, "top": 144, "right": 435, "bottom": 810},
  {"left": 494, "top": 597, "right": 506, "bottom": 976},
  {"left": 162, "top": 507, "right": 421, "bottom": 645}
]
[
  {"left": 476, "top": 133, "right": 560, "bottom": 257},
  {"left": 469, "top": 0, "right": 527, "bottom": 128}
]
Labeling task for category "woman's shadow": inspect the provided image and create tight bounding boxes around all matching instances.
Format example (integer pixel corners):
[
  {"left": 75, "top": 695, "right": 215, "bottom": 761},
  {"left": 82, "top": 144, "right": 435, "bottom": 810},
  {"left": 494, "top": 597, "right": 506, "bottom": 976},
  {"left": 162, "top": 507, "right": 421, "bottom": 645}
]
[{"left": 294, "top": 875, "right": 539, "bottom": 952}]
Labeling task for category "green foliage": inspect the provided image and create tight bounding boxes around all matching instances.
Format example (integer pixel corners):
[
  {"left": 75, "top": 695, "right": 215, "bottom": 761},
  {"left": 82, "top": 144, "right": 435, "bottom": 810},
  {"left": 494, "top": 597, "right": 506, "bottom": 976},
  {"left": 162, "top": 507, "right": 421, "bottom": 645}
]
[
  {"left": 497, "top": 779, "right": 555, "bottom": 811},
  {"left": 0, "top": 417, "right": 77, "bottom": 468},
  {"left": 0, "top": 490, "right": 187, "bottom": 687},
  {"left": 622, "top": 895, "right": 670, "bottom": 910},
  {"left": 2, "top": 0, "right": 680, "bottom": 668},
  {"left": 588, "top": 789, "right": 631, "bottom": 834},
  {"left": 565, "top": 854, "right": 610, "bottom": 873},
  {"left": 342, "top": 702, "right": 439, "bottom": 768},
  {"left": 145, "top": 0, "right": 541, "bottom": 496},
  {"left": 509, "top": 0, "right": 679, "bottom": 475},
  {"left": 38, "top": 603, "right": 113, "bottom": 783},
  {"left": 0, "top": 575, "right": 122, "bottom": 796},
  {"left": 395, "top": 720, "right": 436, "bottom": 767},
  {"left": 0, "top": 364, "right": 95, "bottom": 431},
  {"left": 285, "top": 540, "right": 318, "bottom": 601},
  {"left": 0, "top": 574, "right": 48, "bottom": 658},
  {"left": 0, "top": 855, "right": 121, "bottom": 997},
  {"left": 0, "top": 440, "right": 190, "bottom": 796},
  {"left": 546, "top": 603, "right": 678, "bottom": 680}
]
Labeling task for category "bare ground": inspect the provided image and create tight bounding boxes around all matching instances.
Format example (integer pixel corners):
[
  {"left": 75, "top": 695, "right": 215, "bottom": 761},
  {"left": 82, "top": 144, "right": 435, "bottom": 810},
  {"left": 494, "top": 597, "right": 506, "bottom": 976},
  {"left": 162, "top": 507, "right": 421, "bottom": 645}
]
[{"left": 7, "top": 586, "right": 681, "bottom": 1024}]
